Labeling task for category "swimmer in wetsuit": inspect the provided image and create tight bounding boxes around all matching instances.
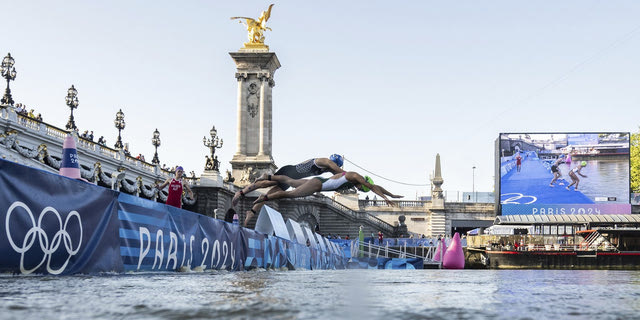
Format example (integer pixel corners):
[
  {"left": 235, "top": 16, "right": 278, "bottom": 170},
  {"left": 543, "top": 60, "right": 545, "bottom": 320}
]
[
  {"left": 566, "top": 161, "right": 588, "bottom": 191},
  {"left": 252, "top": 171, "right": 403, "bottom": 207},
  {"left": 549, "top": 154, "right": 565, "bottom": 187},
  {"left": 232, "top": 155, "right": 345, "bottom": 226}
]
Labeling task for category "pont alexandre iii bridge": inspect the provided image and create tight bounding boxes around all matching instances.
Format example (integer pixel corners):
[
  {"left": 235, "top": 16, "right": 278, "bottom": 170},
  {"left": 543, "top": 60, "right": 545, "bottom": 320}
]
[
  {"left": 1, "top": 105, "right": 496, "bottom": 238},
  {"left": 1, "top": 47, "right": 497, "bottom": 238}
]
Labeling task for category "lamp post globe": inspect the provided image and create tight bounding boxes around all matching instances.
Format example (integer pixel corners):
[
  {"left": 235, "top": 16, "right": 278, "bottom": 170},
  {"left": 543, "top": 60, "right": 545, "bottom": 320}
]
[
  {"left": 65, "top": 85, "right": 79, "bottom": 130},
  {"left": 151, "top": 128, "right": 161, "bottom": 165},
  {"left": 203, "top": 125, "right": 223, "bottom": 171},
  {"left": 114, "top": 109, "right": 126, "bottom": 149},
  {"left": 1, "top": 53, "right": 17, "bottom": 106}
]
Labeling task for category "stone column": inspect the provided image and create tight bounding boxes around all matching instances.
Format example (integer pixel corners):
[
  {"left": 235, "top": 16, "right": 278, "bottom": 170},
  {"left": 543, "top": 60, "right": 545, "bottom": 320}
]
[
  {"left": 235, "top": 73, "right": 246, "bottom": 156},
  {"left": 229, "top": 51, "right": 280, "bottom": 185},
  {"left": 258, "top": 74, "right": 266, "bottom": 156}
]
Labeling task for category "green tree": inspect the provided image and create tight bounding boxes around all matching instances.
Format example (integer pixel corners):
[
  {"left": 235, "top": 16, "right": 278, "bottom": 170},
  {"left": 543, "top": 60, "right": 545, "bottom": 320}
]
[{"left": 631, "top": 129, "right": 640, "bottom": 192}]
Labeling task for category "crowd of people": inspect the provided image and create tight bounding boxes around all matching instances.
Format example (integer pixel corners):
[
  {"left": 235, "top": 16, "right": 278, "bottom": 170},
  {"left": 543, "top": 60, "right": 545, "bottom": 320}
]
[
  {"left": 15, "top": 103, "right": 43, "bottom": 122},
  {"left": 80, "top": 130, "right": 94, "bottom": 141}
]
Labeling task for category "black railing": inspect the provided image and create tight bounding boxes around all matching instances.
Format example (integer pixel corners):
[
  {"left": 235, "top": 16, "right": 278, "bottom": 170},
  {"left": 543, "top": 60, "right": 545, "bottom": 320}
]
[
  {"left": 327, "top": 198, "right": 394, "bottom": 234},
  {"left": 359, "top": 200, "right": 427, "bottom": 208}
]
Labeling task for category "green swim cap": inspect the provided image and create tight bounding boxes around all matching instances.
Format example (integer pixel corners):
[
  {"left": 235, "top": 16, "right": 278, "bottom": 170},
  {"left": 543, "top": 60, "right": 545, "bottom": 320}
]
[
  {"left": 361, "top": 176, "right": 374, "bottom": 192},
  {"left": 581, "top": 161, "right": 587, "bottom": 167}
]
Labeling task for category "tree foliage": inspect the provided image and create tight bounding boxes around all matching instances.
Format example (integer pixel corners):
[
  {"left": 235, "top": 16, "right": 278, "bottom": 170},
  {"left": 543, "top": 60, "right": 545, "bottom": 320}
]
[{"left": 631, "top": 129, "right": 640, "bottom": 193}]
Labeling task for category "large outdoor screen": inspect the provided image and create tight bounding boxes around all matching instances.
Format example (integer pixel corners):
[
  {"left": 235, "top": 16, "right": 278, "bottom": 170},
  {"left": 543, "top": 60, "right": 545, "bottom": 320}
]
[{"left": 497, "top": 133, "right": 631, "bottom": 215}]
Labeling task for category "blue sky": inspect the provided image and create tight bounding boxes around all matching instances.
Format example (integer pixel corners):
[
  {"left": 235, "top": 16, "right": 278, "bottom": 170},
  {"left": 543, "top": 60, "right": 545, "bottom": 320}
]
[{"left": 4, "top": 1, "right": 640, "bottom": 199}]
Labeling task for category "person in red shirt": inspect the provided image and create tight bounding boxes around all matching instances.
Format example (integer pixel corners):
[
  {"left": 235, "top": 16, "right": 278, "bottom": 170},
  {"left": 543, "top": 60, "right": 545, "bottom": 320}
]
[{"left": 156, "top": 166, "right": 194, "bottom": 208}]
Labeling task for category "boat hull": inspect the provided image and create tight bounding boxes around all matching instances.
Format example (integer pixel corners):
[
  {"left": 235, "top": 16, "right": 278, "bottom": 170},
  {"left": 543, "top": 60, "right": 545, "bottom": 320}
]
[{"left": 483, "top": 250, "right": 640, "bottom": 270}]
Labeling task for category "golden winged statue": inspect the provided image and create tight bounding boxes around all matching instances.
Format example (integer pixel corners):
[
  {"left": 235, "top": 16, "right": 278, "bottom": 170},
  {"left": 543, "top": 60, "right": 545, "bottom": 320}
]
[{"left": 231, "top": 4, "right": 274, "bottom": 48}]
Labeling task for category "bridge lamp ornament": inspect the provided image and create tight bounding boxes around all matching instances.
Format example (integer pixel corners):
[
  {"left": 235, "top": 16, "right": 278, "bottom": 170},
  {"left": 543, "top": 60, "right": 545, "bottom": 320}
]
[
  {"left": 151, "top": 128, "right": 161, "bottom": 165},
  {"left": 65, "top": 85, "right": 79, "bottom": 130},
  {"left": 203, "top": 125, "right": 223, "bottom": 171},
  {"left": 1, "top": 52, "right": 17, "bottom": 106},
  {"left": 114, "top": 109, "right": 126, "bottom": 149}
]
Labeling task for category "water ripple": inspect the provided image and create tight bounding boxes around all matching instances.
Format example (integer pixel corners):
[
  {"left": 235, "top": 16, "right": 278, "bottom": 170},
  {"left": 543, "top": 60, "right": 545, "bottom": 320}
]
[{"left": 1, "top": 270, "right": 640, "bottom": 319}]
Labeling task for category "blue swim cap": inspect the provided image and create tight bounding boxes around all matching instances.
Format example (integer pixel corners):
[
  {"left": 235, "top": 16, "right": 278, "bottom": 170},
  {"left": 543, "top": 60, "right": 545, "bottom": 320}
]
[
  {"left": 559, "top": 154, "right": 565, "bottom": 158},
  {"left": 329, "top": 154, "right": 343, "bottom": 167}
]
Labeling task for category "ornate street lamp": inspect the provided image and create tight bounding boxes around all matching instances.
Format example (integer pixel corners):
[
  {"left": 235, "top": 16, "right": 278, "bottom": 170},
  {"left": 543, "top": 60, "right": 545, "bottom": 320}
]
[
  {"left": 0, "top": 53, "right": 17, "bottom": 106},
  {"left": 65, "top": 85, "right": 79, "bottom": 130},
  {"left": 114, "top": 109, "right": 126, "bottom": 149},
  {"left": 151, "top": 128, "right": 161, "bottom": 164},
  {"left": 203, "top": 125, "right": 223, "bottom": 171}
]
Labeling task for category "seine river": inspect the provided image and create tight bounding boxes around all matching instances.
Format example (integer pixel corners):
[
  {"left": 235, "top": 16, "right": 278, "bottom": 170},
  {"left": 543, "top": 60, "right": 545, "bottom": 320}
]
[{"left": 1, "top": 269, "right": 639, "bottom": 320}]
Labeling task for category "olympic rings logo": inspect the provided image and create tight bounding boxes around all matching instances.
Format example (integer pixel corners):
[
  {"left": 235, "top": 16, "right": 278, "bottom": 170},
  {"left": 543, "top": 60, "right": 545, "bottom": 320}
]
[
  {"left": 501, "top": 193, "right": 537, "bottom": 204},
  {"left": 5, "top": 201, "right": 83, "bottom": 275}
]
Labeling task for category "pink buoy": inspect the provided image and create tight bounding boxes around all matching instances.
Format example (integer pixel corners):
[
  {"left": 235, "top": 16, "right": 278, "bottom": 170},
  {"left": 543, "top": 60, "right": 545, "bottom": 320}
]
[
  {"left": 442, "top": 232, "right": 465, "bottom": 269},
  {"left": 433, "top": 237, "right": 447, "bottom": 262}
]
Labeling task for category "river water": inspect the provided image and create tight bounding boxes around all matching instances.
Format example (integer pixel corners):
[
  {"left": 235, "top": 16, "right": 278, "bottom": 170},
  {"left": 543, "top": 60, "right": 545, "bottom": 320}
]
[
  {"left": 1, "top": 269, "right": 640, "bottom": 320},
  {"left": 563, "top": 159, "right": 629, "bottom": 203}
]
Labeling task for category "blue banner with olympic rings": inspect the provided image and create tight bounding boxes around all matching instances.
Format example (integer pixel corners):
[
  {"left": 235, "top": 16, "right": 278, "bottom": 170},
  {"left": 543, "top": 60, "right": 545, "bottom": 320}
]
[
  {"left": 0, "top": 159, "right": 347, "bottom": 275},
  {"left": 0, "top": 160, "right": 121, "bottom": 275}
]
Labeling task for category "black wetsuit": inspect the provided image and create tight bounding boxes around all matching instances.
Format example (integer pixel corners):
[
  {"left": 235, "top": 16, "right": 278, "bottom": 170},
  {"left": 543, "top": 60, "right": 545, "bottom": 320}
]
[
  {"left": 551, "top": 159, "right": 564, "bottom": 173},
  {"left": 274, "top": 158, "right": 330, "bottom": 190}
]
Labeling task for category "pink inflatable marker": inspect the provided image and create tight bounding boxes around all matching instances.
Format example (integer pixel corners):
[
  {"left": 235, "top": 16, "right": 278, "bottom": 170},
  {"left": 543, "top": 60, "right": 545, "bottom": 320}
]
[
  {"left": 442, "top": 232, "right": 465, "bottom": 269},
  {"left": 433, "top": 237, "right": 447, "bottom": 262}
]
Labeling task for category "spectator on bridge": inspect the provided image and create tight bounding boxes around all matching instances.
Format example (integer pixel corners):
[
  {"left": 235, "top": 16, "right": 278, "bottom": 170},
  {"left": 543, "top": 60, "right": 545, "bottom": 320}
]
[
  {"left": 15, "top": 103, "right": 25, "bottom": 114},
  {"left": 232, "top": 155, "right": 345, "bottom": 226},
  {"left": 252, "top": 171, "right": 403, "bottom": 210}
]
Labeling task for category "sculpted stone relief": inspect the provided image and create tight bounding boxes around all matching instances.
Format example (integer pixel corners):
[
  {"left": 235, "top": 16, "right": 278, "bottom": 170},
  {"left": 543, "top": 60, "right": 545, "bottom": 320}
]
[{"left": 246, "top": 82, "right": 259, "bottom": 118}]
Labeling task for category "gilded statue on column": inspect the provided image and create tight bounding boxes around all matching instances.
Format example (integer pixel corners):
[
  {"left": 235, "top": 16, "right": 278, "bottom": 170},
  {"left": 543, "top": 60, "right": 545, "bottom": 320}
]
[{"left": 231, "top": 4, "right": 274, "bottom": 50}]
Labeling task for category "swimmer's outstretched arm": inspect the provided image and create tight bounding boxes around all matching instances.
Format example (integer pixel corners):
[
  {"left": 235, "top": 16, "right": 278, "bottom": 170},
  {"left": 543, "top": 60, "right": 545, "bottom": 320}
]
[{"left": 372, "top": 185, "right": 404, "bottom": 199}]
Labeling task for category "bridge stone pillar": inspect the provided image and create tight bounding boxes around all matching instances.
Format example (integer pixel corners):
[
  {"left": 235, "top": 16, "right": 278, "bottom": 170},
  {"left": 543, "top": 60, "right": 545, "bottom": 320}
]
[{"left": 229, "top": 51, "right": 280, "bottom": 185}]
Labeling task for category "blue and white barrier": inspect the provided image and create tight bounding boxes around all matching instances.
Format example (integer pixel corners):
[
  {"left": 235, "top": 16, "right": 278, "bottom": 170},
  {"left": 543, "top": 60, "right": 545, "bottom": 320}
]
[{"left": 0, "top": 159, "right": 347, "bottom": 275}]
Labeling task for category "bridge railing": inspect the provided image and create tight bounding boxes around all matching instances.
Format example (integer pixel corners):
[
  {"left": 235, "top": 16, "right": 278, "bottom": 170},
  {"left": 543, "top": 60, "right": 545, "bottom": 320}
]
[
  {"left": 327, "top": 198, "right": 395, "bottom": 234},
  {"left": 359, "top": 200, "right": 427, "bottom": 208},
  {"left": 350, "top": 240, "right": 440, "bottom": 265},
  {"left": 3, "top": 106, "right": 200, "bottom": 187}
]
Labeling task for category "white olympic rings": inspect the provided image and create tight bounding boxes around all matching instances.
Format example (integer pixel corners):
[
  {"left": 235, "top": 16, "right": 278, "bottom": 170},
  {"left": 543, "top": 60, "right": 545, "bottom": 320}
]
[
  {"left": 5, "top": 201, "right": 83, "bottom": 275},
  {"left": 500, "top": 193, "right": 538, "bottom": 205}
]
